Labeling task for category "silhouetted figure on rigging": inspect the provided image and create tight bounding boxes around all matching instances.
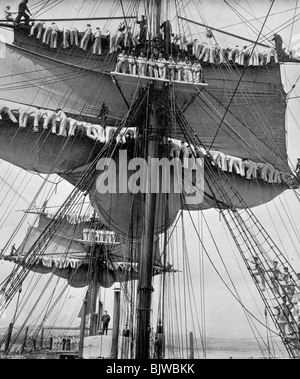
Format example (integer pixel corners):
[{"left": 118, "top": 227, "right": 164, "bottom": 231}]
[
  {"left": 296, "top": 158, "right": 300, "bottom": 179},
  {"left": 136, "top": 15, "right": 147, "bottom": 44},
  {"left": 161, "top": 20, "right": 172, "bottom": 56},
  {"left": 272, "top": 33, "right": 284, "bottom": 58},
  {"left": 15, "top": 0, "right": 32, "bottom": 26},
  {"left": 97, "top": 102, "right": 109, "bottom": 126}
]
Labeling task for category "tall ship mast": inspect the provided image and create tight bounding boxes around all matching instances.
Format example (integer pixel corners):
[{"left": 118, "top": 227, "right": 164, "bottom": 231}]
[{"left": 0, "top": 0, "right": 299, "bottom": 359}]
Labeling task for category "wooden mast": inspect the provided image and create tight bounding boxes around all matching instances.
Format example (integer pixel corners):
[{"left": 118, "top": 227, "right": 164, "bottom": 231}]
[
  {"left": 136, "top": 88, "right": 159, "bottom": 359},
  {"left": 135, "top": 0, "right": 164, "bottom": 360}
]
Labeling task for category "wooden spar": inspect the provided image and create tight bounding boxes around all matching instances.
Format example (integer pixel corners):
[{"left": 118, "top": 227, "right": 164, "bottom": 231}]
[
  {"left": 97, "top": 300, "right": 103, "bottom": 332},
  {"left": 89, "top": 244, "right": 99, "bottom": 337},
  {"left": 178, "top": 16, "right": 271, "bottom": 48},
  {"left": 20, "top": 326, "right": 29, "bottom": 354},
  {"left": 0, "top": 16, "right": 135, "bottom": 23},
  {"left": 110, "top": 288, "right": 121, "bottom": 359},
  {"left": 189, "top": 332, "right": 194, "bottom": 359},
  {"left": 78, "top": 291, "right": 88, "bottom": 359},
  {"left": 136, "top": 84, "right": 159, "bottom": 360},
  {"left": 40, "top": 327, "right": 44, "bottom": 350},
  {"left": 4, "top": 322, "right": 14, "bottom": 355}
]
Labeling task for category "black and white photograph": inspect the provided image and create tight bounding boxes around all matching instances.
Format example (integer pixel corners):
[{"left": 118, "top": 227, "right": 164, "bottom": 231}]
[{"left": 0, "top": 0, "right": 299, "bottom": 363}]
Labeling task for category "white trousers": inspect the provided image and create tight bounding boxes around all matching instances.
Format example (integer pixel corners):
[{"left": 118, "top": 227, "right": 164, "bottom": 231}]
[
  {"left": 137, "top": 63, "right": 145, "bottom": 76},
  {"left": 199, "top": 45, "right": 215, "bottom": 64},
  {"left": 31, "top": 22, "right": 44, "bottom": 39},
  {"left": 70, "top": 29, "right": 79, "bottom": 46},
  {"left": 158, "top": 66, "right": 166, "bottom": 79},
  {"left": 248, "top": 51, "right": 260, "bottom": 66},
  {"left": 148, "top": 66, "right": 158, "bottom": 78},
  {"left": 93, "top": 37, "right": 102, "bottom": 55},
  {"left": 0, "top": 106, "right": 17, "bottom": 123},
  {"left": 81, "top": 34, "right": 91, "bottom": 51},
  {"left": 68, "top": 119, "right": 78, "bottom": 136},
  {"left": 211, "top": 151, "right": 228, "bottom": 171},
  {"left": 58, "top": 117, "right": 69, "bottom": 136},
  {"left": 266, "top": 48, "right": 279, "bottom": 64},
  {"left": 184, "top": 69, "right": 193, "bottom": 83},
  {"left": 228, "top": 48, "right": 239, "bottom": 63},
  {"left": 50, "top": 31, "right": 58, "bottom": 49},
  {"left": 43, "top": 27, "right": 52, "bottom": 45},
  {"left": 34, "top": 109, "right": 42, "bottom": 127},
  {"left": 63, "top": 29, "right": 70, "bottom": 49},
  {"left": 43, "top": 113, "right": 56, "bottom": 130},
  {"left": 228, "top": 157, "right": 245, "bottom": 176},
  {"left": 19, "top": 111, "right": 29, "bottom": 127},
  {"left": 128, "top": 63, "right": 137, "bottom": 75}
]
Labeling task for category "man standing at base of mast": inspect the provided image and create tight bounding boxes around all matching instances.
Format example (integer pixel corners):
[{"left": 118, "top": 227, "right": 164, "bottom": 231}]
[
  {"left": 101, "top": 311, "right": 111, "bottom": 335},
  {"left": 15, "top": 0, "right": 32, "bottom": 26}
]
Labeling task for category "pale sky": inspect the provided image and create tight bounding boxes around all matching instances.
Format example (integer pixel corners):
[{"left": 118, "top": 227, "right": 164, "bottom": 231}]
[{"left": 0, "top": 0, "right": 299, "bottom": 356}]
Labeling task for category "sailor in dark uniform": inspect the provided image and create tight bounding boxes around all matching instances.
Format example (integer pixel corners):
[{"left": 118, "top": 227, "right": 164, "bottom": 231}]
[
  {"left": 296, "top": 158, "right": 300, "bottom": 179},
  {"left": 15, "top": 0, "right": 32, "bottom": 26}
]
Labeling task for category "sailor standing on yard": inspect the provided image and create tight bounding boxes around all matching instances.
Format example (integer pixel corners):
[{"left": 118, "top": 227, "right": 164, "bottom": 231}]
[
  {"left": 15, "top": 0, "right": 32, "bottom": 26},
  {"left": 97, "top": 102, "right": 109, "bottom": 126},
  {"left": 295, "top": 158, "right": 300, "bottom": 179},
  {"left": 81, "top": 24, "right": 93, "bottom": 51},
  {"left": 136, "top": 15, "right": 147, "bottom": 44},
  {"left": 93, "top": 27, "right": 102, "bottom": 55}
]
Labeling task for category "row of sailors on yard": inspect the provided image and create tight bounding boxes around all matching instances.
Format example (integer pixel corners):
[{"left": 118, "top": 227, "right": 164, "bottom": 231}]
[
  {"left": 30, "top": 22, "right": 104, "bottom": 53},
  {"left": 82, "top": 229, "right": 117, "bottom": 243},
  {"left": 114, "top": 51, "right": 203, "bottom": 82},
  {"left": 0, "top": 104, "right": 292, "bottom": 185},
  {"left": 0, "top": 103, "right": 135, "bottom": 142},
  {"left": 168, "top": 140, "right": 292, "bottom": 185},
  {"left": 190, "top": 42, "right": 279, "bottom": 66},
  {"left": 29, "top": 21, "right": 279, "bottom": 67}
]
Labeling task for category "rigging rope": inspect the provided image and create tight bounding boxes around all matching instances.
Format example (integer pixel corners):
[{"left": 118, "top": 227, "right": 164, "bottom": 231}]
[{"left": 209, "top": 0, "right": 276, "bottom": 150}]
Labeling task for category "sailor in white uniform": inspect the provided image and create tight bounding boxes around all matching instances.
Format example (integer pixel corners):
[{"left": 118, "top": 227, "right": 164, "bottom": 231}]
[
  {"left": 115, "top": 50, "right": 128, "bottom": 73},
  {"left": 93, "top": 27, "right": 102, "bottom": 55},
  {"left": 147, "top": 54, "right": 158, "bottom": 78},
  {"left": 0, "top": 104, "right": 18, "bottom": 123},
  {"left": 210, "top": 150, "right": 228, "bottom": 171},
  {"left": 50, "top": 22, "right": 59, "bottom": 49},
  {"left": 42, "top": 109, "right": 57, "bottom": 132},
  {"left": 243, "top": 159, "right": 258, "bottom": 180},
  {"left": 68, "top": 118, "right": 79, "bottom": 137},
  {"left": 63, "top": 26, "right": 70, "bottom": 49},
  {"left": 43, "top": 24, "right": 53, "bottom": 45},
  {"left": 137, "top": 51, "right": 148, "bottom": 77},
  {"left": 70, "top": 27, "right": 79, "bottom": 46},
  {"left": 127, "top": 53, "right": 137, "bottom": 75},
  {"left": 30, "top": 22, "right": 46, "bottom": 39},
  {"left": 81, "top": 24, "right": 93, "bottom": 51},
  {"left": 56, "top": 109, "right": 69, "bottom": 137}
]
